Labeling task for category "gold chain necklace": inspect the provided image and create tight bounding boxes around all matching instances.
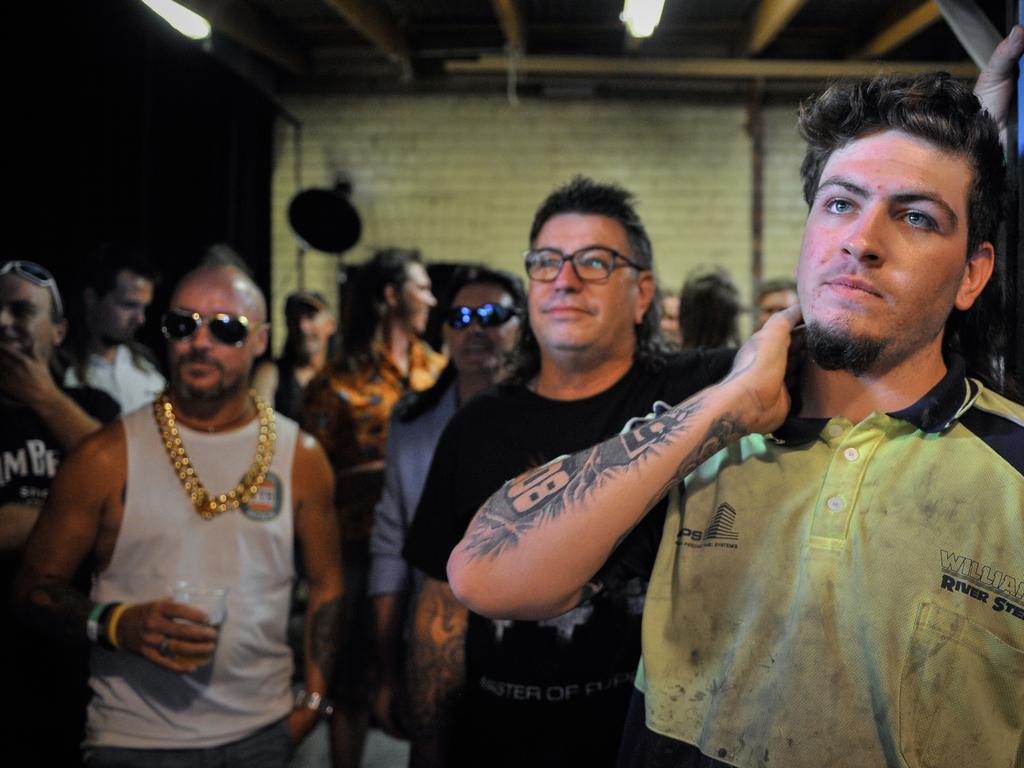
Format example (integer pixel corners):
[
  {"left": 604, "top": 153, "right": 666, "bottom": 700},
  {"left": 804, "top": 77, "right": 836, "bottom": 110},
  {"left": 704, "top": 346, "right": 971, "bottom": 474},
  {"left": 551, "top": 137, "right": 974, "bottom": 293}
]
[{"left": 154, "top": 391, "right": 277, "bottom": 520}]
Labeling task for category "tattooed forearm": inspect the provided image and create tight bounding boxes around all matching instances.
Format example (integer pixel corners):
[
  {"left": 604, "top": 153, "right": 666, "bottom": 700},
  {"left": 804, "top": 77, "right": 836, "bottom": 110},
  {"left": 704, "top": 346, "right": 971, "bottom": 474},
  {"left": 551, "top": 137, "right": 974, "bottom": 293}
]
[
  {"left": 646, "top": 414, "right": 747, "bottom": 508},
  {"left": 461, "top": 396, "right": 714, "bottom": 560},
  {"left": 408, "top": 580, "right": 467, "bottom": 768},
  {"left": 19, "top": 578, "right": 92, "bottom": 645},
  {"left": 309, "top": 595, "right": 342, "bottom": 686}
]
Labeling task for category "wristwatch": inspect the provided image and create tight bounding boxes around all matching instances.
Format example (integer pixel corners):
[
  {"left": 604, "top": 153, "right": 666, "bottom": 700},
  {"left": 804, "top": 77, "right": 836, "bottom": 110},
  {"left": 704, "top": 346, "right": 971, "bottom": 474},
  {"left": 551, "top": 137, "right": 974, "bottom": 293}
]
[{"left": 295, "top": 689, "right": 335, "bottom": 718}]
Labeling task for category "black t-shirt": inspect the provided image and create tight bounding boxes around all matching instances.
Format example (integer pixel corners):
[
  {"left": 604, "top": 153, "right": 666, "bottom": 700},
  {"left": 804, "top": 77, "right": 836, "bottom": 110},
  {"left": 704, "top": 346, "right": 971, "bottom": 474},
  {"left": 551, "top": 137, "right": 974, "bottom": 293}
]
[
  {"left": 404, "top": 349, "right": 734, "bottom": 768},
  {"left": 0, "top": 386, "right": 119, "bottom": 507},
  {"left": 1, "top": 382, "right": 119, "bottom": 603},
  {"left": 1, "top": 384, "right": 118, "bottom": 766}
]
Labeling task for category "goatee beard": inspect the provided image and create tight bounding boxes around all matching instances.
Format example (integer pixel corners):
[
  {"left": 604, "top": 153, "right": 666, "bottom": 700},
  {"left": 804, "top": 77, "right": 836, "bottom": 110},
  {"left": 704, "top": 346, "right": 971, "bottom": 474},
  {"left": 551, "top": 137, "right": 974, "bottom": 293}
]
[
  {"left": 171, "top": 351, "right": 242, "bottom": 403},
  {"left": 806, "top": 322, "right": 885, "bottom": 376}
]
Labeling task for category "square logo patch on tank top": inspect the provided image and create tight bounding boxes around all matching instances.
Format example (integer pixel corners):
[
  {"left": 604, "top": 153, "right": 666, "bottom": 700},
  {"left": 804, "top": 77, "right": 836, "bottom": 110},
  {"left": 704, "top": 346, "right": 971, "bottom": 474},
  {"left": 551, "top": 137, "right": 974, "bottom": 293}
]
[{"left": 242, "top": 473, "right": 282, "bottom": 521}]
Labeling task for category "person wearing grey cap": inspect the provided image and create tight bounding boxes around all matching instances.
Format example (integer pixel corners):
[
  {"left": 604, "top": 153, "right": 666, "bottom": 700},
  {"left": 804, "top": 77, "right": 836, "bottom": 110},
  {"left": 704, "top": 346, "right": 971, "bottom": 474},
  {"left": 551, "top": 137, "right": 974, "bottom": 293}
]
[{"left": 253, "top": 290, "right": 337, "bottom": 421}]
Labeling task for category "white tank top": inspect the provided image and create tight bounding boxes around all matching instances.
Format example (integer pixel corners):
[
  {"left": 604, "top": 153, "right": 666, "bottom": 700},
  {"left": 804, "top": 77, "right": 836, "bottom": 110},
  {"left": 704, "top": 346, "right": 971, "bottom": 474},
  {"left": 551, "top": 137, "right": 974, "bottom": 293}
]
[{"left": 87, "top": 404, "right": 299, "bottom": 748}]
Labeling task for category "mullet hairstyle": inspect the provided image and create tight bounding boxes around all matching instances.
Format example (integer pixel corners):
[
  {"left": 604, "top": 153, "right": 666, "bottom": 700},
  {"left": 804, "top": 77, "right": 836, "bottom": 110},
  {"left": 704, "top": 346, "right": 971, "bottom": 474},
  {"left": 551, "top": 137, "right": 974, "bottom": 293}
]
[
  {"left": 66, "top": 242, "right": 163, "bottom": 383},
  {"left": 509, "top": 175, "right": 669, "bottom": 384},
  {"left": 797, "top": 72, "right": 1015, "bottom": 397},
  {"left": 678, "top": 266, "right": 742, "bottom": 349},
  {"left": 339, "top": 247, "right": 424, "bottom": 370}
]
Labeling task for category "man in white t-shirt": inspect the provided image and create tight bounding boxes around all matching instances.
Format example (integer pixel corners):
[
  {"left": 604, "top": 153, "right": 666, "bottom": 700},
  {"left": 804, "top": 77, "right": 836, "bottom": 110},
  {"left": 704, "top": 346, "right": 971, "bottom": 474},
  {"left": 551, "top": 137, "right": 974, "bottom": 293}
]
[{"left": 64, "top": 243, "right": 165, "bottom": 413}]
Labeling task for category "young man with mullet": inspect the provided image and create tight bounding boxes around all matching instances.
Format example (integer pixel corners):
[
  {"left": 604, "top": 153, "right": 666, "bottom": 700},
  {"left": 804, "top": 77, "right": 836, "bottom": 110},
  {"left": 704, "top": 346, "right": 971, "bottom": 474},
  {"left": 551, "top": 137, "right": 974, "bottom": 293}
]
[
  {"left": 449, "top": 72, "right": 1023, "bottom": 767},
  {"left": 16, "top": 264, "right": 343, "bottom": 767}
]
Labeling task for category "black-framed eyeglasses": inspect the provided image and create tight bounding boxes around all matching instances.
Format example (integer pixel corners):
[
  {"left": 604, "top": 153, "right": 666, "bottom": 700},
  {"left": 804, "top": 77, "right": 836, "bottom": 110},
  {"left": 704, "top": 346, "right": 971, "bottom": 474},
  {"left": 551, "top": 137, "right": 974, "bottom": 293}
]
[
  {"left": 445, "top": 303, "right": 520, "bottom": 330},
  {"left": 161, "top": 309, "right": 251, "bottom": 347},
  {"left": 523, "top": 246, "right": 647, "bottom": 283},
  {"left": 0, "top": 260, "right": 64, "bottom": 318}
]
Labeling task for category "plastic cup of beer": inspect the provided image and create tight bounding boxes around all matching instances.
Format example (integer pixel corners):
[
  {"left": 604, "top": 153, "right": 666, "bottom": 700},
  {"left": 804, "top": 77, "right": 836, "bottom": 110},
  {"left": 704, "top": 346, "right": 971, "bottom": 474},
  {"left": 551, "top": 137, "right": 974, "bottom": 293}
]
[{"left": 171, "top": 580, "right": 227, "bottom": 665}]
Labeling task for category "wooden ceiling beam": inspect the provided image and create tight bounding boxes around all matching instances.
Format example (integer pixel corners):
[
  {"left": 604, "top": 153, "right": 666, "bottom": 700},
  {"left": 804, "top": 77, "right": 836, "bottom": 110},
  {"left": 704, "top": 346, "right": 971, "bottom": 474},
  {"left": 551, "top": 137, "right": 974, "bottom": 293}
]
[
  {"left": 175, "top": 0, "right": 310, "bottom": 75},
  {"left": 850, "top": 1, "right": 942, "bottom": 59},
  {"left": 740, "top": 0, "right": 810, "bottom": 56},
  {"left": 446, "top": 54, "right": 978, "bottom": 81},
  {"left": 491, "top": 0, "right": 525, "bottom": 53},
  {"left": 320, "top": 0, "right": 411, "bottom": 75}
]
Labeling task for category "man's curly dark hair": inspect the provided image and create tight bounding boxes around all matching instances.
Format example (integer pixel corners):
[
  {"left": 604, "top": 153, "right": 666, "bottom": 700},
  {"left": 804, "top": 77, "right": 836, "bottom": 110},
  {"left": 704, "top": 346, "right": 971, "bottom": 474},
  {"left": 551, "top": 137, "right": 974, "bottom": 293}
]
[{"left": 797, "top": 72, "right": 1015, "bottom": 397}]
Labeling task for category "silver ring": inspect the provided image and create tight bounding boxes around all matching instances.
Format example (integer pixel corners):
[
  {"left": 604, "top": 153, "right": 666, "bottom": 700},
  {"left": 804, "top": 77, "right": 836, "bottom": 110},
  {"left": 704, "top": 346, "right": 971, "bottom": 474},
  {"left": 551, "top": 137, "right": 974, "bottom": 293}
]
[{"left": 158, "top": 638, "right": 171, "bottom": 656}]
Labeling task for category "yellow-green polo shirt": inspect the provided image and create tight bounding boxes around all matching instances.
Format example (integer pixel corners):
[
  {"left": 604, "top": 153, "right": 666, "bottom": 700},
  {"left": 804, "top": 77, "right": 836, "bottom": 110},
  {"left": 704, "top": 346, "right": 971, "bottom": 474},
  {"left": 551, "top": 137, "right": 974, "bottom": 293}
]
[{"left": 640, "top": 367, "right": 1023, "bottom": 768}]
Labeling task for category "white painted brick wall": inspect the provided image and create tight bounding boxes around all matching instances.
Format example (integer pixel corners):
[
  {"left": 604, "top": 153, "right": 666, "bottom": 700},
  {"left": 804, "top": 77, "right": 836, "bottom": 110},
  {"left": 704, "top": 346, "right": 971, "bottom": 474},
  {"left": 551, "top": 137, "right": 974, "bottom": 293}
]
[{"left": 270, "top": 93, "right": 810, "bottom": 350}]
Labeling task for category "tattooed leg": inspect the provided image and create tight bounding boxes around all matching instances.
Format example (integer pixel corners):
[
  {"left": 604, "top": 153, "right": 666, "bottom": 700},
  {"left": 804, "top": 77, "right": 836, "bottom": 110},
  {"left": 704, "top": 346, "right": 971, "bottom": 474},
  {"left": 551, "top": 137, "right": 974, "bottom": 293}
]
[{"left": 408, "top": 578, "right": 468, "bottom": 768}]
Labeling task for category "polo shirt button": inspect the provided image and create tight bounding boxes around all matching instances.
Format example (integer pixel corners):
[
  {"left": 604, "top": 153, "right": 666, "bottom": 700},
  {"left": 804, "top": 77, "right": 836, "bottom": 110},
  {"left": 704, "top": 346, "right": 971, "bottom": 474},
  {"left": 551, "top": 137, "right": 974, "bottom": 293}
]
[
  {"left": 827, "top": 496, "right": 845, "bottom": 511},
  {"left": 827, "top": 424, "right": 843, "bottom": 437},
  {"left": 843, "top": 448, "right": 859, "bottom": 461}
]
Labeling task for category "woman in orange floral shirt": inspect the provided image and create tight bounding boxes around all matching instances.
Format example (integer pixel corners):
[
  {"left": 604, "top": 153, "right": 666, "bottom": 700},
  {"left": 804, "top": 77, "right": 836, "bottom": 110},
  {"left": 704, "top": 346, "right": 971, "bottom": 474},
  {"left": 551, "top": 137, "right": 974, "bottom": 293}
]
[{"left": 302, "top": 248, "right": 445, "bottom": 768}]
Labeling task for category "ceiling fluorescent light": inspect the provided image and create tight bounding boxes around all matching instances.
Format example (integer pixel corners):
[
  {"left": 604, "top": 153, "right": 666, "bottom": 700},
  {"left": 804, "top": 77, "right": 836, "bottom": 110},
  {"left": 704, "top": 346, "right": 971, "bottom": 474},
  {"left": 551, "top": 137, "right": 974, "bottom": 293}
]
[
  {"left": 139, "top": 0, "right": 212, "bottom": 40},
  {"left": 620, "top": 0, "right": 666, "bottom": 39}
]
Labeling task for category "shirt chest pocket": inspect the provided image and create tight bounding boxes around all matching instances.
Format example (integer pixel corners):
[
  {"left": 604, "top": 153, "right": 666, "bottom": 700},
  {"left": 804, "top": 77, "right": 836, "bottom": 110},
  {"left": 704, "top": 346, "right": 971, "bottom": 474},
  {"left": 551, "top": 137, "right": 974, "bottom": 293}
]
[{"left": 899, "top": 601, "right": 1024, "bottom": 768}]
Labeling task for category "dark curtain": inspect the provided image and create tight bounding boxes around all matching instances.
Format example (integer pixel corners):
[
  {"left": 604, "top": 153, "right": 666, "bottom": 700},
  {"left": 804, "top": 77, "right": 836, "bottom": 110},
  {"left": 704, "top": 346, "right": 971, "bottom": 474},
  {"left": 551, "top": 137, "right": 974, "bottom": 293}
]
[{"left": 12, "top": 0, "right": 276, "bottom": 358}]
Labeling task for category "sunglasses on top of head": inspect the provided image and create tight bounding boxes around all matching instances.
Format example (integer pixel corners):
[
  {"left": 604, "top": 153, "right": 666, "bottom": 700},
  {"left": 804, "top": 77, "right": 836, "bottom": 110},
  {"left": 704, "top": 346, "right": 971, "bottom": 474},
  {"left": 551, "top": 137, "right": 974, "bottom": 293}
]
[
  {"left": 445, "top": 303, "right": 520, "bottom": 330},
  {"left": 161, "top": 309, "right": 251, "bottom": 347},
  {"left": 0, "top": 260, "right": 64, "bottom": 318}
]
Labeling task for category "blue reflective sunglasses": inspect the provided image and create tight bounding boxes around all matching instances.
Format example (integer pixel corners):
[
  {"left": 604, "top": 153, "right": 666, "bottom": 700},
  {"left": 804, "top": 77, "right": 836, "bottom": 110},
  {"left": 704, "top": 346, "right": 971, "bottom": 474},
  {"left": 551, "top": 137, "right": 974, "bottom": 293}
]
[{"left": 445, "top": 303, "right": 520, "bottom": 330}]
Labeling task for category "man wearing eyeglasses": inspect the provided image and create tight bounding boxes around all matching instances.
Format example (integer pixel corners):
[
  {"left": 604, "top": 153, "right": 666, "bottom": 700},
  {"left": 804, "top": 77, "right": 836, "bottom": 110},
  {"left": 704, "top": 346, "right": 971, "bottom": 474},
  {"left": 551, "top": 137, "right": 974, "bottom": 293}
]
[
  {"left": 16, "top": 263, "right": 343, "bottom": 767},
  {"left": 402, "top": 177, "right": 733, "bottom": 768},
  {"left": 1, "top": 259, "right": 121, "bottom": 766}
]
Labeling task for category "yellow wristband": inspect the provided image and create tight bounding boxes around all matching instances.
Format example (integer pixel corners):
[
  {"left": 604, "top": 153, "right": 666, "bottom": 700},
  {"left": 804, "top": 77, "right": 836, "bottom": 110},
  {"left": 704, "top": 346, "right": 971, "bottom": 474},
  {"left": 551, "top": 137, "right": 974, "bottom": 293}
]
[{"left": 105, "top": 602, "right": 132, "bottom": 650}]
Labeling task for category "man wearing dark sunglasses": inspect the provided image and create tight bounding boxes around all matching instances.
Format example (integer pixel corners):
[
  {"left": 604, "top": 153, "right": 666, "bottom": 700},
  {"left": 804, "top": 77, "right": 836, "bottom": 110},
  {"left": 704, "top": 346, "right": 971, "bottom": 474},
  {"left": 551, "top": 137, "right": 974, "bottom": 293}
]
[
  {"left": 17, "top": 263, "right": 343, "bottom": 767},
  {"left": 368, "top": 265, "right": 524, "bottom": 739},
  {"left": 2, "top": 259, "right": 120, "bottom": 766},
  {"left": 403, "top": 178, "right": 734, "bottom": 768}
]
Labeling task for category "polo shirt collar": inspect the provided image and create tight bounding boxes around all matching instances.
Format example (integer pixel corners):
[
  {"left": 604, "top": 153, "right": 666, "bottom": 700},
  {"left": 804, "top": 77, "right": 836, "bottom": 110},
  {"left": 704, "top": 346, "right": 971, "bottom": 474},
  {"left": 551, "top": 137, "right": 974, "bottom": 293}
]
[{"left": 770, "top": 354, "right": 977, "bottom": 446}]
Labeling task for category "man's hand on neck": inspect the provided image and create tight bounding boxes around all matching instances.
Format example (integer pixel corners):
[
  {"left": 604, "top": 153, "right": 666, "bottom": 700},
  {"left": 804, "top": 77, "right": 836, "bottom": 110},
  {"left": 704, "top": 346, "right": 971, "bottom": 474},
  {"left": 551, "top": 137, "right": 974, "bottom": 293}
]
[{"left": 798, "top": 340, "right": 949, "bottom": 424}]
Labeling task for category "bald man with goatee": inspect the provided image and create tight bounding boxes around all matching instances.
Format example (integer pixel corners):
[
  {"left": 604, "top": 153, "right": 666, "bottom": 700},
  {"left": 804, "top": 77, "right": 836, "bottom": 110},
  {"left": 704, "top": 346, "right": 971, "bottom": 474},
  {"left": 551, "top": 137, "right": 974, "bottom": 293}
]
[{"left": 17, "top": 264, "right": 343, "bottom": 768}]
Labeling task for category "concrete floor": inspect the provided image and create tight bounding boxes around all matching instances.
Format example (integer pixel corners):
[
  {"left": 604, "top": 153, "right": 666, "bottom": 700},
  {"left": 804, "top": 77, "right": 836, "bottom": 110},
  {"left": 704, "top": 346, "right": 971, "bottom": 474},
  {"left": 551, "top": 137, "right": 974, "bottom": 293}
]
[{"left": 290, "top": 723, "right": 410, "bottom": 768}]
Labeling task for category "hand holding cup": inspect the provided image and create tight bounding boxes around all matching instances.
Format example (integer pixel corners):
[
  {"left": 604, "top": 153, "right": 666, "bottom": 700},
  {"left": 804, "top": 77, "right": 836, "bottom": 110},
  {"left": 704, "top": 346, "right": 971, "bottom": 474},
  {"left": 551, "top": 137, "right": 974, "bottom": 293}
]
[
  {"left": 113, "top": 581, "right": 227, "bottom": 672},
  {"left": 165, "top": 581, "right": 228, "bottom": 666}
]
